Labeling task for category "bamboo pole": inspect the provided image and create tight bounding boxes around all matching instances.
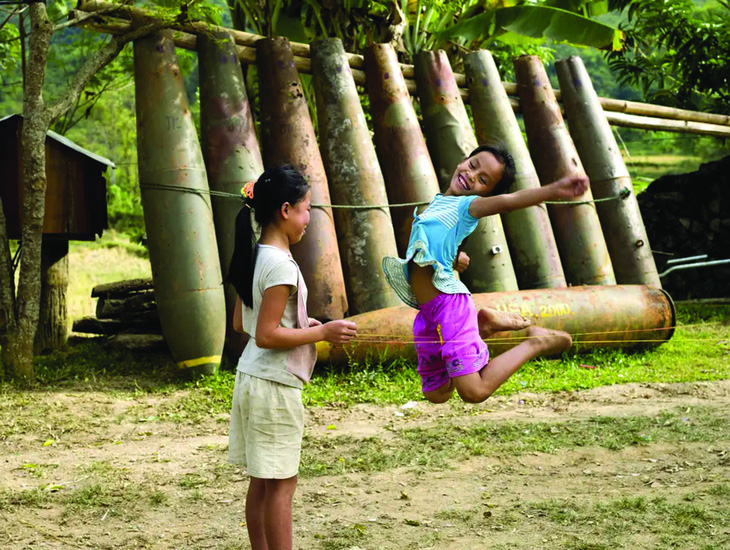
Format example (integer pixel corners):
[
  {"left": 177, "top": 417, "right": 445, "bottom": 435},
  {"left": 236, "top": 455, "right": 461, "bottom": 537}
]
[
  {"left": 257, "top": 37, "right": 349, "bottom": 320},
  {"left": 603, "top": 111, "right": 730, "bottom": 138},
  {"left": 133, "top": 30, "right": 225, "bottom": 376},
  {"left": 198, "top": 31, "right": 260, "bottom": 359},
  {"left": 71, "top": 4, "right": 730, "bottom": 135},
  {"left": 310, "top": 38, "right": 401, "bottom": 315},
  {"left": 515, "top": 54, "right": 616, "bottom": 287},
  {"left": 464, "top": 50, "right": 566, "bottom": 290},
  {"left": 556, "top": 55, "right": 661, "bottom": 287},
  {"left": 364, "top": 43, "right": 441, "bottom": 256}
]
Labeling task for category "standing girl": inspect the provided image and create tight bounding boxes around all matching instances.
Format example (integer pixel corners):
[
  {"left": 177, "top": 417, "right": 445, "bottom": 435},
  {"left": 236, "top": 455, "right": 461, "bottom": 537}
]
[
  {"left": 384, "top": 145, "right": 586, "bottom": 405},
  {"left": 227, "top": 165, "right": 357, "bottom": 550}
]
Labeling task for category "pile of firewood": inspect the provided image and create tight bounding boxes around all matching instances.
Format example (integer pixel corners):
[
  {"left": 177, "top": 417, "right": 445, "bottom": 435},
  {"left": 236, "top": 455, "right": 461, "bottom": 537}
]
[
  {"left": 72, "top": 278, "right": 165, "bottom": 349},
  {"left": 638, "top": 155, "right": 730, "bottom": 299}
]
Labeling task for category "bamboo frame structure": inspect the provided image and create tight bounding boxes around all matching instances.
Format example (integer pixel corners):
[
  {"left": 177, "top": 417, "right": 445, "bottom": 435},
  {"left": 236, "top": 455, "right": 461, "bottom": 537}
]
[{"left": 72, "top": 1, "right": 730, "bottom": 138}]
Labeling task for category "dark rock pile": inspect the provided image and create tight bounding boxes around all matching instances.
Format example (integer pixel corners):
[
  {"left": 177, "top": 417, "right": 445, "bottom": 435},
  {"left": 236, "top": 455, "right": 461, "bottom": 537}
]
[{"left": 637, "top": 155, "right": 730, "bottom": 300}]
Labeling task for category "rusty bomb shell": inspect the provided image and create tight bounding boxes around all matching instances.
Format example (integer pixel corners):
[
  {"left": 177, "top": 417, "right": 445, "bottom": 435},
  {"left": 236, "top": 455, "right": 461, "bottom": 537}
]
[
  {"left": 317, "top": 285, "right": 674, "bottom": 365},
  {"left": 514, "top": 55, "right": 616, "bottom": 287},
  {"left": 198, "top": 31, "right": 261, "bottom": 358},
  {"left": 257, "top": 37, "right": 348, "bottom": 320},
  {"left": 464, "top": 50, "right": 566, "bottom": 289},
  {"left": 414, "top": 50, "right": 518, "bottom": 293},
  {"left": 556, "top": 56, "right": 661, "bottom": 287},
  {"left": 311, "top": 38, "right": 401, "bottom": 314},
  {"left": 364, "top": 43, "right": 440, "bottom": 255},
  {"left": 134, "top": 31, "right": 225, "bottom": 376}
]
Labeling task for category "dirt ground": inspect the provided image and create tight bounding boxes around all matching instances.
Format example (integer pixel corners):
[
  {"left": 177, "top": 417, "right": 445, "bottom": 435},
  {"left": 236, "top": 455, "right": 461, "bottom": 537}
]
[{"left": 2, "top": 380, "right": 729, "bottom": 549}]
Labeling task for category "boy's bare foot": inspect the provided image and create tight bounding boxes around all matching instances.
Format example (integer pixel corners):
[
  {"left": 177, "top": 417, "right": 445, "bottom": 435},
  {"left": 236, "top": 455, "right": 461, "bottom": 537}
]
[
  {"left": 478, "top": 307, "right": 531, "bottom": 338},
  {"left": 525, "top": 326, "right": 572, "bottom": 355}
]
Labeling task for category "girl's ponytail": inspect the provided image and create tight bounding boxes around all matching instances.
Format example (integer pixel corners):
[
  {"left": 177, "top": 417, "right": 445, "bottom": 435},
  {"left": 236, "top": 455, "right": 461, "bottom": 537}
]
[{"left": 227, "top": 204, "right": 257, "bottom": 308}]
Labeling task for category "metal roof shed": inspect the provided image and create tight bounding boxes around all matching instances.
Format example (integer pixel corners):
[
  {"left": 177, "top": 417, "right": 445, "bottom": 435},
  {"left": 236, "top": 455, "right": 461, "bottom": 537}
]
[
  {"left": 1, "top": 114, "right": 116, "bottom": 354},
  {"left": 0, "top": 114, "right": 114, "bottom": 241}
]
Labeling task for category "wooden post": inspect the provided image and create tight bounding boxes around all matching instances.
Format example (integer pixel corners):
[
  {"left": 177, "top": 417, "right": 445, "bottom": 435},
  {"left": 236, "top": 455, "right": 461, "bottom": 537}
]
[{"left": 34, "top": 238, "right": 68, "bottom": 354}]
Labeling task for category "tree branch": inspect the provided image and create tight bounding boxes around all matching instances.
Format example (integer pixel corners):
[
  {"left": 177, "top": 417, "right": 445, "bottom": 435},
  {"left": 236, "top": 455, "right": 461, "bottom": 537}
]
[
  {"left": 53, "top": 5, "right": 126, "bottom": 33},
  {"left": 0, "top": 6, "right": 18, "bottom": 33},
  {"left": 59, "top": 78, "right": 115, "bottom": 134},
  {"left": 47, "top": 20, "right": 168, "bottom": 123}
]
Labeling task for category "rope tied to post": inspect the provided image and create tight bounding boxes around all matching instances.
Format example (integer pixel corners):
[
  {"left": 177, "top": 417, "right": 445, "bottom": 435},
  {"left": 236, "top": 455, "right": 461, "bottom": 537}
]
[{"left": 139, "top": 182, "right": 632, "bottom": 209}]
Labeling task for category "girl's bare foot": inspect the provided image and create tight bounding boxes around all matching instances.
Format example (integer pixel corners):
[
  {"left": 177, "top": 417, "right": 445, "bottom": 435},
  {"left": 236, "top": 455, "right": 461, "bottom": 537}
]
[
  {"left": 525, "top": 326, "right": 572, "bottom": 355},
  {"left": 478, "top": 307, "right": 531, "bottom": 338}
]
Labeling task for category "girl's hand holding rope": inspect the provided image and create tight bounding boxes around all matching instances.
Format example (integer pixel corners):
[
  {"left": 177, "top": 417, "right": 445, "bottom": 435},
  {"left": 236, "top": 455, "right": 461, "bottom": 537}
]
[{"left": 321, "top": 320, "right": 358, "bottom": 344}]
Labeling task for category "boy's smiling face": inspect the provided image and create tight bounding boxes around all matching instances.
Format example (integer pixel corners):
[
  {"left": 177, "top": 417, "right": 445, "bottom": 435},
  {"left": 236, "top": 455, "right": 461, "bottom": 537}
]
[{"left": 446, "top": 151, "right": 505, "bottom": 197}]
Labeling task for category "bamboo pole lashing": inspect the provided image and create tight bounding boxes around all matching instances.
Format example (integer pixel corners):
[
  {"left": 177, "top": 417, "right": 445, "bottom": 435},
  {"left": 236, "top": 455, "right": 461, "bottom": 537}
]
[{"left": 72, "top": 3, "right": 730, "bottom": 134}]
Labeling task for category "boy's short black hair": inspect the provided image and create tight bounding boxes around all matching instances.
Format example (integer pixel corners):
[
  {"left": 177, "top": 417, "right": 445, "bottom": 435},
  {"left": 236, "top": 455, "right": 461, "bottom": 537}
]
[{"left": 468, "top": 144, "right": 516, "bottom": 196}]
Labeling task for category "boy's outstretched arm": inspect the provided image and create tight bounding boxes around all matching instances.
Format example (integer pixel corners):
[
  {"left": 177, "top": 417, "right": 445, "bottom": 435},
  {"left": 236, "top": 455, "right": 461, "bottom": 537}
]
[{"left": 468, "top": 175, "right": 589, "bottom": 219}]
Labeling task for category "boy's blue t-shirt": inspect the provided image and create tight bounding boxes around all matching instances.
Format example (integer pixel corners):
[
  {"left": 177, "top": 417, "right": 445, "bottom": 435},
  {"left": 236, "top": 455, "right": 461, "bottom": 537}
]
[{"left": 383, "top": 194, "right": 480, "bottom": 308}]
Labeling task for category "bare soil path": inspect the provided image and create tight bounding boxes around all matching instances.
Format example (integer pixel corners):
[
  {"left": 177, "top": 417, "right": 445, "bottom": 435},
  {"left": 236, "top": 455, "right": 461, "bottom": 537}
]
[{"left": 2, "top": 381, "right": 729, "bottom": 549}]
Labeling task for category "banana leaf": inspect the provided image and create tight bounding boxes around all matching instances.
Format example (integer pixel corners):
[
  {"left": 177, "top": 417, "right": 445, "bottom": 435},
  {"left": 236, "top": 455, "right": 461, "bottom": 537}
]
[{"left": 435, "top": 5, "right": 623, "bottom": 50}]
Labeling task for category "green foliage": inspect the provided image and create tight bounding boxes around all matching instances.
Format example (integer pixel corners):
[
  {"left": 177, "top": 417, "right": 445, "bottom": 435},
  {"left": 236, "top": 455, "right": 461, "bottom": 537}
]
[
  {"left": 606, "top": 0, "right": 730, "bottom": 113},
  {"left": 549, "top": 43, "right": 640, "bottom": 101},
  {"left": 230, "top": 0, "right": 394, "bottom": 49},
  {"left": 434, "top": 2, "right": 623, "bottom": 52},
  {"left": 0, "top": 19, "right": 20, "bottom": 76},
  {"left": 230, "top": 0, "right": 622, "bottom": 64}
]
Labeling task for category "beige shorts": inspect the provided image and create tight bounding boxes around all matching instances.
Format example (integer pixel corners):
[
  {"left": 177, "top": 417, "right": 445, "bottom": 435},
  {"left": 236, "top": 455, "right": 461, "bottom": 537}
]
[{"left": 228, "top": 371, "right": 304, "bottom": 479}]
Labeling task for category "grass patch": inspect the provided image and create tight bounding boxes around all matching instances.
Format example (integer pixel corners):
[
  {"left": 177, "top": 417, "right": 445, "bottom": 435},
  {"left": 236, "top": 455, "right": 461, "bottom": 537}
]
[
  {"left": 0, "top": 487, "right": 52, "bottom": 509},
  {"left": 434, "top": 507, "right": 477, "bottom": 522},
  {"left": 179, "top": 473, "right": 209, "bottom": 489},
  {"left": 708, "top": 483, "right": 730, "bottom": 496},
  {"left": 18, "top": 462, "right": 60, "bottom": 479},
  {"left": 313, "top": 522, "right": 367, "bottom": 550},
  {"left": 304, "top": 357, "right": 421, "bottom": 407},
  {"left": 69, "top": 483, "right": 110, "bottom": 507},
  {"left": 148, "top": 489, "right": 168, "bottom": 506},
  {"left": 516, "top": 492, "right": 729, "bottom": 549},
  {"left": 4, "top": 304, "right": 728, "bottom": 420},
  {"left": 300, "top": 406, "right": 728, "bottom": 477},
  {"left": 31, "top": 338, "right": 178, "bottom": 390},
  {"left": 306, "top": 303, "right": 730, "bottom": 406}
]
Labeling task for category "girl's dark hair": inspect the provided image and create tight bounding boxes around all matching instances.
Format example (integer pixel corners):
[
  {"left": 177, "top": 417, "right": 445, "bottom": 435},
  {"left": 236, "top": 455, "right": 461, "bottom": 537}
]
[
  {"left": 468, "top": 144, "right": 516, "bottom": 196},
  {"left": 226, "top": 165, "right": 310, "bottom": 308}
]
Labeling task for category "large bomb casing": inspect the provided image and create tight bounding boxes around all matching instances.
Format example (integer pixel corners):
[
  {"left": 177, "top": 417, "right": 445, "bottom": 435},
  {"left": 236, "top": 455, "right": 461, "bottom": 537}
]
[
  {"left": 317, "top": 285, "right": 674, "bottom": 365},
  {"left": 364, "top": 44, "right": 440, "bottom": 255},
  {"left": 257, "top": 37, "right": 348, "bottom": 320},
  {"left": 134, "top": 31, "right": 225, "bottom": 376},
  {"left": 414, "top": 50, "right": 518, "bottom": 293},
  {"left": 515, "top": 55, "right": 616, "bottom": 287},
  {"left": 198, "top": 31, "right": 263, "bottom": 358},
  {"left": 464, "top": 50, "right": 566, "bottom": 290},
  {"left": 311, "top": 38, "right": 401, "bottom": 315},
  {"left": 556, "top": 56, "right": 661, "bottom": 287}
]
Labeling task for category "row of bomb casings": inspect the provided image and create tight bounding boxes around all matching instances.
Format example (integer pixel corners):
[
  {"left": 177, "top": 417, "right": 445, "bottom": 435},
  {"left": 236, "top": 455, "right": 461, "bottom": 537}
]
[{"left": 132, "top": 30, "right": 671, "bottom": 376}]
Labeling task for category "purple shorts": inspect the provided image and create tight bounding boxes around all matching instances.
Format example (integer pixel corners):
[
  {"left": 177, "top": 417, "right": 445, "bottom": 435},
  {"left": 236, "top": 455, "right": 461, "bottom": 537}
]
[{"left": 413, "top": 293, "right": 489, "bottom": 393}]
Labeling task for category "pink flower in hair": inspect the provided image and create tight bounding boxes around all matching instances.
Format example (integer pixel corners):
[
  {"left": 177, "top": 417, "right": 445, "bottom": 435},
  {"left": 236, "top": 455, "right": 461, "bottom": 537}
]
[{"left": 242, "top": 181, "right": 255, "bottom": 199}]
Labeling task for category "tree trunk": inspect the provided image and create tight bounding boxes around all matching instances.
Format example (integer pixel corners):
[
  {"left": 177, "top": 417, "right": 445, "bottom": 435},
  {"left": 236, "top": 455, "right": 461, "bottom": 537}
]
[
  {"left": 34, "top": 239, "right": 68, "bottom": 355},
  {"left": 3, "top": 2, "right": 54, "bottom": 380},
  {"left": 0, "top": 195, "right": 16, "bottom": 339}
]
